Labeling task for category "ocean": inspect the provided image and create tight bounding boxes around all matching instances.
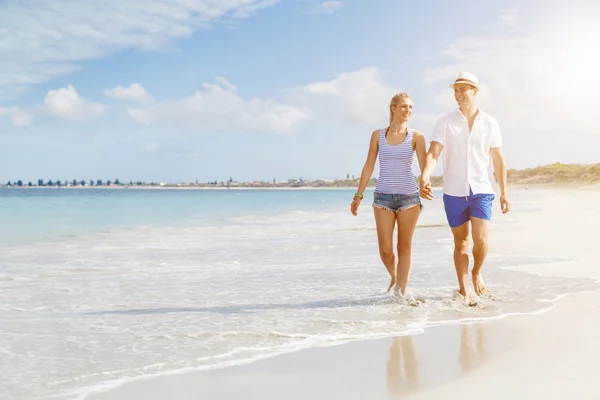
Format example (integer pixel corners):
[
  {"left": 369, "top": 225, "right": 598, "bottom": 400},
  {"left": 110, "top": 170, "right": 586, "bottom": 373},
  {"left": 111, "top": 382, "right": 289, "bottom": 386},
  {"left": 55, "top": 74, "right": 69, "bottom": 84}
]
[{"left": 0, "top": 187, "right": 597, "bottom": 400}]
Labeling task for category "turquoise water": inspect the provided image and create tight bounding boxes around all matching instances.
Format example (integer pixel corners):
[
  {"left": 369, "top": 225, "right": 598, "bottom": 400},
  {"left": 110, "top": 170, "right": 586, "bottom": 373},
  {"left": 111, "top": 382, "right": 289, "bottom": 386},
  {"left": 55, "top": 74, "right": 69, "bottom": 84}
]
[
  {"left": 0, "top": 188, "right": 359, "bottom": 246},
  {"left": 0, "top": 188, "right": 596, "bottom": 400}
]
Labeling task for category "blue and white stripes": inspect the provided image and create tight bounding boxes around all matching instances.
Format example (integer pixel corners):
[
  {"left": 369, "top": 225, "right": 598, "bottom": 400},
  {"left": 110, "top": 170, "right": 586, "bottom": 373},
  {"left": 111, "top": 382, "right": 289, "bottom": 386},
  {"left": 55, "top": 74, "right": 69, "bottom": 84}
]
[{"left": 374, "top": 128, "right": 418, "bottom": 195}]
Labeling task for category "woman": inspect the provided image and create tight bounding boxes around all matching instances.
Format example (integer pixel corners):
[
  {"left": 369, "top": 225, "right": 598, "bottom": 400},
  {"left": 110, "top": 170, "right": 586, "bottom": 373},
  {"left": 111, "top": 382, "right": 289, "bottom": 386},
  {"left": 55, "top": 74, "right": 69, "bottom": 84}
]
[{"left": 350, "top": 92, "right": 427, "bottom": 296}]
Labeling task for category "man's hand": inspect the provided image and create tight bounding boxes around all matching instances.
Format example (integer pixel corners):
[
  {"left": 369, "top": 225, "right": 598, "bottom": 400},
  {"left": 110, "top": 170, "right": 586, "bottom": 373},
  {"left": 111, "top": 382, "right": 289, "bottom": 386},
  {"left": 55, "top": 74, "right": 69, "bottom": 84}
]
[
  {"left": 500, "top": 194, "right": 510, "bottom": 214},
  {"left": 419, "top": 176, "right": 434, "bottom": 200}
]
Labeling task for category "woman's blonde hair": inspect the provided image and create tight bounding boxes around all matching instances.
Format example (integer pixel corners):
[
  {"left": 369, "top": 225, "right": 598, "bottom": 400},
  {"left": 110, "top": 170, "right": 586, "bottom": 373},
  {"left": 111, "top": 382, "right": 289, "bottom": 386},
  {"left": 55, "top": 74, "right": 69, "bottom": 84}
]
[{"left": 389, "top": 92, "right": 412, "bottom": 125}]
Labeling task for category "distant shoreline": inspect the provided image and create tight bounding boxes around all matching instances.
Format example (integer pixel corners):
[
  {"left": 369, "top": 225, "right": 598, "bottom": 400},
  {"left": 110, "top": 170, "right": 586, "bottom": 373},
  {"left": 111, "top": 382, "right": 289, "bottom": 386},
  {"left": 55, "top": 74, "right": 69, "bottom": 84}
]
[
  {"left": 2, "top": 162, "right": 599, "bottom": 191},
  {"left": 2, "top": 183, "right": 599, "bottom": 191},
  {"left": 0, "top": 185, "right": 380, "bottom": 191}
]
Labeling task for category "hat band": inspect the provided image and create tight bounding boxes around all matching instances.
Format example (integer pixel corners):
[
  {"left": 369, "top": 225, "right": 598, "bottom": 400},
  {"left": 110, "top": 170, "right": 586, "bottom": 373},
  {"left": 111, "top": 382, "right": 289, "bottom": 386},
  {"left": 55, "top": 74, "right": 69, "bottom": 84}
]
[{"left": 454, "top": 78, "right": 478, "bottom": 86}]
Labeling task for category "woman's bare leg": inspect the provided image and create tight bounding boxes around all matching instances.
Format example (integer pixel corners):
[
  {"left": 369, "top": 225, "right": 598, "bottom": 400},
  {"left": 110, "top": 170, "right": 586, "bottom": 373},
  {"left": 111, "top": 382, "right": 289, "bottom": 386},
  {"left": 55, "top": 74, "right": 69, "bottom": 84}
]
[
  {"left": 374, "top": 207, "right": 398, "bottom": 292},
  {"left": 395, "top": 205, "right": 421, "bottom": 295}
]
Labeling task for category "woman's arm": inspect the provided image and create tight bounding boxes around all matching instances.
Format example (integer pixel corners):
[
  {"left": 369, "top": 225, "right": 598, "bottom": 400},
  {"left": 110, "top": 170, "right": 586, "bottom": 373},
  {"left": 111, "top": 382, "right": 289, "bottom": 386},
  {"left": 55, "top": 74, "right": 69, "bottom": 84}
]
[
  {"left": 351, "top": 130, "right": 379, "bottom": 216},
  {"left": 355, "top": 130, "right": 379, "bottom": 197},
  {"left": 413, "top": 130, "right": 427, "bottom": 174}
]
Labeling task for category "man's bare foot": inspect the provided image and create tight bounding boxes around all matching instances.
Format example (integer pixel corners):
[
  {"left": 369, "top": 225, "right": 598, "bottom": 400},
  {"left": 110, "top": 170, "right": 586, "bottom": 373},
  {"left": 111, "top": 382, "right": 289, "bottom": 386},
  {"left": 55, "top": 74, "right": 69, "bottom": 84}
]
[
  {"left": 472, "top": 272, "right": 486, "bottom": 296},
  {"left": 453, "top": 290, "right": 478, "bottom": 307},
  {"left": 386, "top": 276, "right": 396, "bottom": 293}
]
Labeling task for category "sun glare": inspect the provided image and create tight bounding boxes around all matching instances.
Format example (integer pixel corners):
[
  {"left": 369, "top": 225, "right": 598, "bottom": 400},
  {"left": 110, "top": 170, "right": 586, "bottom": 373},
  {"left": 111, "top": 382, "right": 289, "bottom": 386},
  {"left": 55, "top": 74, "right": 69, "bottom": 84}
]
[
  {"left": 551, "top": 27, "right": 600, "bottom": 97},
  {"left": 571, "top": 35, "right": 600, "bottom": 85}
]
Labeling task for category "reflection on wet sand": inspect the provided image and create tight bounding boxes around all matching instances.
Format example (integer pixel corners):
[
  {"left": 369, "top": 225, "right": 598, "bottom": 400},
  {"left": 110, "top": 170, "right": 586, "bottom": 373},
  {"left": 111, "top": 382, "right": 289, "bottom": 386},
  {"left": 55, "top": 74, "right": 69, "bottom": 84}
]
[
  {"left": 460, "top": 323, "right": 488, "bottom": 372},
  {"left": 386, "top": 335, "right": 420, "bottom": 397},
  {"left": 385, "top": 323, "right": 490, "bottom": 397}
]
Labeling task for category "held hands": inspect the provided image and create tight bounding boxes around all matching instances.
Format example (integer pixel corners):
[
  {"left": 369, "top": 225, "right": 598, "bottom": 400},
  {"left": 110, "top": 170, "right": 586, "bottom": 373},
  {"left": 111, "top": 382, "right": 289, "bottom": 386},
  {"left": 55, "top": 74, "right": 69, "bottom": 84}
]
[{"left": 419, "top": 176, "right": 434, "bottom": 200}]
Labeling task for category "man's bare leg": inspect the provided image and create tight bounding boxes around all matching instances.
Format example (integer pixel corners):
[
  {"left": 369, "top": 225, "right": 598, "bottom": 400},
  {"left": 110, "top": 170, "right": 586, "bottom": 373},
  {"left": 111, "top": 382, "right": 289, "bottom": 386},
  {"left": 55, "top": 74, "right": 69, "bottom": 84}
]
[
  {"left": 451, "top": 222, "right": 470, "bottom": 300},
  {"left": 395, "top": 205, "right": 421, "bottom": 295},
  {"left": 374, "top": 207, "right": 398, "bottom": 292},
  {"left": 470, "top": 217, "right": 490, "bottom": 295}
]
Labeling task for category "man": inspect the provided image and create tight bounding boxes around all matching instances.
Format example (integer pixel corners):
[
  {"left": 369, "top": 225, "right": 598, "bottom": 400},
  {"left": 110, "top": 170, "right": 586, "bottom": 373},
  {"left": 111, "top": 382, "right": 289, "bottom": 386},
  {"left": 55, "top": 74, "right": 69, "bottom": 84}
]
[{"left": 420, "top": 72, "right": 510, "bottom": 305}]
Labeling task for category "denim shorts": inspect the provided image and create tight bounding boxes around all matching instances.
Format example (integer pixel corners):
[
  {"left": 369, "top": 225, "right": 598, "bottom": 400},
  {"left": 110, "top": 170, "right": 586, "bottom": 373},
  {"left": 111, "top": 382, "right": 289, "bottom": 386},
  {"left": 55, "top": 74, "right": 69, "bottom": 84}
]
[{"left": 372, "top": 192, "right": 422, "bottom": 213}]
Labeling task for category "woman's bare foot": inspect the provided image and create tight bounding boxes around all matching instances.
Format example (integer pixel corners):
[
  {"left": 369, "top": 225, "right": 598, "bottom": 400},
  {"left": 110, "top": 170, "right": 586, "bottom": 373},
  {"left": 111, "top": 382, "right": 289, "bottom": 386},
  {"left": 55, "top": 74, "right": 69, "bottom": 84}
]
[
  {"left": 386, "top": 276, "right": 396, "bottom": 293},
  {"left": 472, "top": 272, "right": 486, "bottom": 296}
]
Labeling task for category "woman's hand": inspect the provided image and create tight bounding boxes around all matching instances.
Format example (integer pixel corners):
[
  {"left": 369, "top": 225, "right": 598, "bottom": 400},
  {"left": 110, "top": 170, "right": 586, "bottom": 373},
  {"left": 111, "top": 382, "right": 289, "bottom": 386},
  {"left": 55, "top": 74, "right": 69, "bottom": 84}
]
[
  {"left": 350, "top": 197, "right": 362, "bottom": 216},
  {"left": 419, "top": 177, "right": 433, "bottom": 200}
]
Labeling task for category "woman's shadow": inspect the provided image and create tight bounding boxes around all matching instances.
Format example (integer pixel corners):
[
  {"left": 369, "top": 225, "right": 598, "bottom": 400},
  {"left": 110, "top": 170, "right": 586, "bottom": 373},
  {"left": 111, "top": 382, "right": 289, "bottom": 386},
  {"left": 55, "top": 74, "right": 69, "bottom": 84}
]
[
  {"left": 386, "top": 335, "right": 420, "bottom": 397},
  {"left": 385, "top": 323, "right": 489, "bottom": 397}
]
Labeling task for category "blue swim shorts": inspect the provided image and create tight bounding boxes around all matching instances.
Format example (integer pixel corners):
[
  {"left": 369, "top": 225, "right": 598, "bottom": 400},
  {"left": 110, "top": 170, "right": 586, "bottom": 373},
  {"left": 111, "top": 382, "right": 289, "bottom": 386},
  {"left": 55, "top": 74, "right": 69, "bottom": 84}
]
[
  {"left": 373, "top": 192, "right": 422, "bottom": 213},
  {"left": 442, "top": 187, "right": 495, "bottom": 228}
]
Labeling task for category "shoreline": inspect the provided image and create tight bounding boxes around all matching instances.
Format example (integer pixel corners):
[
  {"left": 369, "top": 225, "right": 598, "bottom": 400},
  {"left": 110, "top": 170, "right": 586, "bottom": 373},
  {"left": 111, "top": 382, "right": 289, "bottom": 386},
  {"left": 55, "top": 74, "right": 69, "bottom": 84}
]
[
  {"left": 83, "top": 288, "right": 597, "bottom": 400},
  {"left": 83, "top": 187, "right": 600, "bottom": 400},
  {"left": 83, "top": 318, "right": 519, "bottom": 400}
]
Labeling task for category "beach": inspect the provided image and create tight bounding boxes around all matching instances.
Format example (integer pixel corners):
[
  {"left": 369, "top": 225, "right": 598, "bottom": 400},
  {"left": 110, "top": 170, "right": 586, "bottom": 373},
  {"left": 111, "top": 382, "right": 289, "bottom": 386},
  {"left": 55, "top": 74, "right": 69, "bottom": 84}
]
[
  {"left": 1, "top": 186, "right": 598, "bottom": 400},
  {"left": 81, "top": 186, "right": 600, "bottom": 400},
  {"left": 3, "top": 1, "right": 600, "bottom": 398}
]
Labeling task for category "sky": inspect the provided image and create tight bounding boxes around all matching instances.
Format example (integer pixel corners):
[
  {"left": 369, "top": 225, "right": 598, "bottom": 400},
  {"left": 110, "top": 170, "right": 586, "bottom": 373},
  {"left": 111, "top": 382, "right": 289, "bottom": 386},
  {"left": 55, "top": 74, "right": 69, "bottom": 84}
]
[{"left": 1, "top": 0, "right": 599, "bottom": 183}]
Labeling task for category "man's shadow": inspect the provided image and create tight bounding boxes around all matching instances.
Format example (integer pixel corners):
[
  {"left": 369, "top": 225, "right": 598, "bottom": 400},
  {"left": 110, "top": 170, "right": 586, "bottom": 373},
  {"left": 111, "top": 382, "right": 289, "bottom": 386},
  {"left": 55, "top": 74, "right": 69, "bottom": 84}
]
[
  {"left": 459, "top": 323, "right": 488, "bottom": 372},
  {"left": 386, "top": 335, "right": 420, "bottom": 397},
  {"left": 385, "top": 323, "right": 489, "bottom": 397}
]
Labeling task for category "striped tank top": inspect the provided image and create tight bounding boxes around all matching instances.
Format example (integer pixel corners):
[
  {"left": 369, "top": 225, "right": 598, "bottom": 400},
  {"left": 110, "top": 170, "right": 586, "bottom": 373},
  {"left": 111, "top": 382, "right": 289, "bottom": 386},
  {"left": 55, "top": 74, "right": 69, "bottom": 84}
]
[{"left": 374, "top": 127, "right": 418, "bottom": 194}]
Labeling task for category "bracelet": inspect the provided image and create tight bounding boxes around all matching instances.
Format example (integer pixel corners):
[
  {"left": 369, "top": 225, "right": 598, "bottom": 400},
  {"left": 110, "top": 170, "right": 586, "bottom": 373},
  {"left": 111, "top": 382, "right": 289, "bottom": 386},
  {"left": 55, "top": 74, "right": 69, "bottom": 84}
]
[{"left": 354, "top": 192, "right": 363, "bottom": 199}]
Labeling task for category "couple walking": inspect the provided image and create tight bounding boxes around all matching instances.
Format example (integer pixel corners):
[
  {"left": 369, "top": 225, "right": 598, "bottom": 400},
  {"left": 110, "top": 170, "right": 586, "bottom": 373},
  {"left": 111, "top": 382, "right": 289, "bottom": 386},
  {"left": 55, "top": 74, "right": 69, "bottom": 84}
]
[{"left": 350, "top": 72, "right": 510, "bottom": 305}]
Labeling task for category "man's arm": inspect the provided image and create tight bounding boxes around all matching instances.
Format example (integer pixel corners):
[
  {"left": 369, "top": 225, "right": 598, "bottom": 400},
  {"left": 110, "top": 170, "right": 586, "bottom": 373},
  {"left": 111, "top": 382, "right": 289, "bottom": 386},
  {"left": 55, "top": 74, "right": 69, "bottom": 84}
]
[
  {"left": 491, "top": 146, "right": 510, "bottom": 213},
  {"left": 422, "top": 141, "right": 443, "bottom": 181}
]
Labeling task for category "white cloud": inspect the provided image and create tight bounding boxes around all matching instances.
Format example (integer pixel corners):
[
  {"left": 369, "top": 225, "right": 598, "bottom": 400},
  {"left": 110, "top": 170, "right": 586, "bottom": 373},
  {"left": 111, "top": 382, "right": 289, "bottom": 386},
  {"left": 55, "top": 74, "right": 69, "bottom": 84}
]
[
  {"left": 0, "top": 107, "right": 33, "bottom": 127},
  {"left": 127, "top": 77, "right": 312, "bottom": 134},
  {"left": 290, "top": 66, "right": 438, "bottom": 133},
  {"left": 104, "top": 83, "right": 153, "bottom": 103},
  {"left": 92, "top": 67, "right": 424, "bottom": 134},
  {"left": 4, "top": 67, "right": 419, "bottom": 133},
  {"left": 423, "top": 29, "right": 600, "bottom": 135},
  {"left": 293, "top": 66, "right": 400, "bottom": 126},
  {"left": 11, "top": 109, "right": 34, "bottom": 127},
  {"left": 311, "top": 1, "right": 343, "bottom": 14},
  {"left": 499, "top": 9, "right": 517, "bottom": 26},
  {"left": 45, "top": 85, "right": 105, "bottom": 122},
  {"left": 0, "top": 0, "right": 280, "bottom": 100}
]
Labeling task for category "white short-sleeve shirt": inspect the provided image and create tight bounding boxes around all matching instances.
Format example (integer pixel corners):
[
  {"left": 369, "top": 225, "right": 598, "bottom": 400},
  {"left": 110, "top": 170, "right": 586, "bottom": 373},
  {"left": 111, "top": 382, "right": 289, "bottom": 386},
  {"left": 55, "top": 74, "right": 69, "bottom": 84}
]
[{"left": 430, "top": 108, "right": 502, "bottom": 197}]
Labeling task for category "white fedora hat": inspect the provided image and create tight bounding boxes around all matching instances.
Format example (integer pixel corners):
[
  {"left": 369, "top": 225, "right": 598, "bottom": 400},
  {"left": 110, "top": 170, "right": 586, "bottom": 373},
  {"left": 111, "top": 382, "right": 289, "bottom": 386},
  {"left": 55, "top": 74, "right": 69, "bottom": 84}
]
[{"left": 449, "top": 72, "right": 480, "bottom": 91}]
